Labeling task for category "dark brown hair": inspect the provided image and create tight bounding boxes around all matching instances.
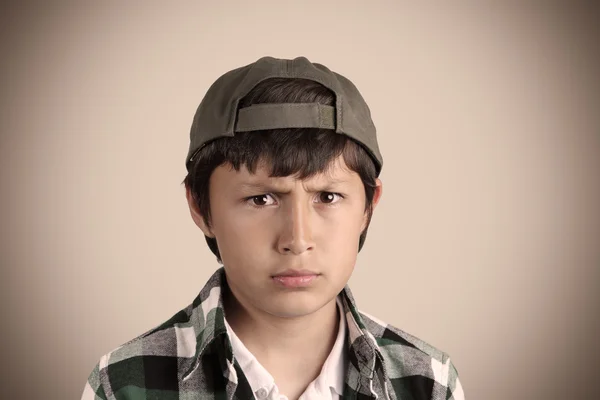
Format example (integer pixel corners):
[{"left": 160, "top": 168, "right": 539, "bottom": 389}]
[{"left": 182, "top": 78, "right": 378, "bottom": 263}]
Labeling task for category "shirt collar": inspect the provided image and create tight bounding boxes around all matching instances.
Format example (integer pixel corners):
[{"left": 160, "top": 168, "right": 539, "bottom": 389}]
[
  {"left": 223, "top": 317, "right": 274, "bottom": 395},
  {"left": 180, "top": 267, "right": 384, "bottom": 387},
  {"left": 311, "top": 296, "right": 347, "bottom": 396}
]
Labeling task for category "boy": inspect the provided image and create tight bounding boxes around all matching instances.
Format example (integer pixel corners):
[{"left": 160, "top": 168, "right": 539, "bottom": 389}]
[{"left": 82, "top": 56, "right": 464, "bottom": 400}]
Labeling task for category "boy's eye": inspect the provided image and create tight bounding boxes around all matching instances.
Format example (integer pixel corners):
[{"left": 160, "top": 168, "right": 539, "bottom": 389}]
[
  {"left": 318, "top": 192, "right": 342, "bottom": 204},
  {"left": 250, "top": 194, "right": 275, "bottom": 206},
  {"left": 247, "top": 192, "right": 342, "bottom": 207}
]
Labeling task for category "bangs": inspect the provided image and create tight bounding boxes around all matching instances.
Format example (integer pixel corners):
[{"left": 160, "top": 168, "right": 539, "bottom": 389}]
[{"left": 215, "top": 129, "right": 359, "bottom": 180}]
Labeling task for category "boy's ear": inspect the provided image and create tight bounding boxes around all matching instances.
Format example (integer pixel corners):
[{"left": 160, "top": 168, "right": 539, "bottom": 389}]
[
  {"left": 361, "top": 178, "right": 383, "bottom": 231},
  {"left": 372, "top": 178, "right": 383, "bottom": 208},
  {"left": 185, "top": 187, "right": 215, "bottom": 238}
]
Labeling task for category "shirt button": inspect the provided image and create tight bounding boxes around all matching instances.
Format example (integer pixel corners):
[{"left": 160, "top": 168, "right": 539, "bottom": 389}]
[{"left": 257, "top": 388, "right": 268, "bottom": 399}]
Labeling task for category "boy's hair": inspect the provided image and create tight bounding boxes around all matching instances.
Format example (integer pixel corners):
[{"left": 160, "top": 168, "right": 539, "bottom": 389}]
[{"left": 183, "top": 78, "right": 378, "bottom": 263}]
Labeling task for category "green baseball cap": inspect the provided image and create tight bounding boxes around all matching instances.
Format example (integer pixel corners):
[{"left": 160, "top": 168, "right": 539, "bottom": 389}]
[{"left": 186, "top": 56, "right": 383, "bottom": 176}]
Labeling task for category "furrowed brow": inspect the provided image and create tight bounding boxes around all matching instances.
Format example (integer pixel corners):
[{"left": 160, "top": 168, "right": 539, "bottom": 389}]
[
  {"left": 305, "top": 178, "right": 350, "bottom": 190},
  {"left": 237, "top": 182, "right": 288, "bottom": 193},
  {"left": 237, "top": 178, "right": 350, "bottom": 194}
]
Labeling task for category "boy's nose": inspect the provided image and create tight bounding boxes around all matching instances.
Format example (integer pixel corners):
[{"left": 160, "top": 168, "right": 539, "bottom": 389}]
[{"left": 277, "top": 201, "right": 315, "bottom": 255}]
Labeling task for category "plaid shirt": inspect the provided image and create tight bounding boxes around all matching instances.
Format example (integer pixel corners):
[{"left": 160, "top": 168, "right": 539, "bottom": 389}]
[{"left": 82, "top": 268, "right": 464, "bottom": 400}]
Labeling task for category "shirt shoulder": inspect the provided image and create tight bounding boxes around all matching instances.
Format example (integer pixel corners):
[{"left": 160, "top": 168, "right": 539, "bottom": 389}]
[
  {"left": 357, "top": 310, "right": 464, "bottom": 400},
  {"left": 82, "top": 304, "right": 203, "bottom": 399},
  {"left": 81, "top": 270, "right": 232, "bottom": 399},
  {"left": 359, "top": 310, "right": 446, "bottom": 360},
  {"left": 109, "top": 304, "right": 198, "bottom": 363}
]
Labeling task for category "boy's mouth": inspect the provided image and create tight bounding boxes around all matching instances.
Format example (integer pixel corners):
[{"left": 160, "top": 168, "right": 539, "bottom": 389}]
[{"left": 272, "top": 269, "right": 320, "bottom": 288}]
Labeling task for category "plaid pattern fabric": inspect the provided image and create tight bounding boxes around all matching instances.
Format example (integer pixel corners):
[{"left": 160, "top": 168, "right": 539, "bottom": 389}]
[{"left": 82, "top": 268, "right": 464, "bottom": 400}]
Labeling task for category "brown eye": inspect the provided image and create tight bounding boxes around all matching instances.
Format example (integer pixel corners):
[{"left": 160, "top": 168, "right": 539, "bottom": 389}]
[
  {"left": 250, "top": 194, "right": 275, "bottom": 206},
  {"left": 319, "top": 192, "right": 338, "bottom": 204},
  {"left": 253, "top": 195, "right": 268, "bottom": 206}
]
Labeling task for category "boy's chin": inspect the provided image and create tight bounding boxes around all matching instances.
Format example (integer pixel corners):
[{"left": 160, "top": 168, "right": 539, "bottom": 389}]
[{"left": 260, "top": 295, "right": 336, "bottom": 319}]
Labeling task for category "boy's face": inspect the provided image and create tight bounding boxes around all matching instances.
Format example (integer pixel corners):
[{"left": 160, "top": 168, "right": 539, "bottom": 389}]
[{"left": 186, "top": 155, "right": 382, "bottom": 319}]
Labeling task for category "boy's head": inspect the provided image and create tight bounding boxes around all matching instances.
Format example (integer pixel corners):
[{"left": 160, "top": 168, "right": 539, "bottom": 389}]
[{"left": 183, "top": 57, "right": 383, "bottom": 318}]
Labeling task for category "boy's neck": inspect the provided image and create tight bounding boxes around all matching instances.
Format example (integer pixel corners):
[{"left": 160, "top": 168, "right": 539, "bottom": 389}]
[{"left": 223, "top": 285, "right": 340, "bottom": 392}]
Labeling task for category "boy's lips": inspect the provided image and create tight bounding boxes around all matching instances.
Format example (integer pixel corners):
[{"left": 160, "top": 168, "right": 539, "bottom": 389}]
[
  {"left": 272, "top": 269, "right": 320, "bottom": 288},
  {"left": 272, "top": 269, "right": 319, "bottom": 277}
]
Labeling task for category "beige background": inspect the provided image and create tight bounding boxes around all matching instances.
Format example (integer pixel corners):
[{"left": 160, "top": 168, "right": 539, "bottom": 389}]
[{"left": 1, "top": 2, "right": 599, "bottom": 399}]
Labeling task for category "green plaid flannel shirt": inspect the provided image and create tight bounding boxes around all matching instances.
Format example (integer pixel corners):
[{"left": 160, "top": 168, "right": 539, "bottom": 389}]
[{"left": 82, "top": 268, "right": 464, "bottom": 399}]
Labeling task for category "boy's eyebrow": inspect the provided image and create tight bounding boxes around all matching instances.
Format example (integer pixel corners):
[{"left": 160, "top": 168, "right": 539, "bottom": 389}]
[{"left": 237, "top": 178, "right": 350, "bottom": 193}]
